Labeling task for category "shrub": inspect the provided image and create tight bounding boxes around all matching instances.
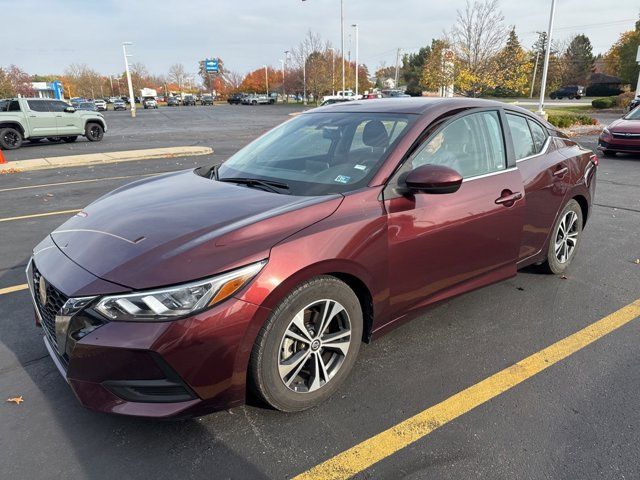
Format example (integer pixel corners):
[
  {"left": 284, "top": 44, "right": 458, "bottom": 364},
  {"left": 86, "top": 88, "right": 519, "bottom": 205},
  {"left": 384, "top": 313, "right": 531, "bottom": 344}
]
[
  {"left": 617, "top": 91, "right": 636, "bottom": 108},
  {"left": 585, "top": 84, "right": 623, "bottom": 97},
  {"left": 547, "top": 114, "right": 597, "bottom": 128},
  {"left": 591, "top": 97, "right": 615, "bottom": 109}
]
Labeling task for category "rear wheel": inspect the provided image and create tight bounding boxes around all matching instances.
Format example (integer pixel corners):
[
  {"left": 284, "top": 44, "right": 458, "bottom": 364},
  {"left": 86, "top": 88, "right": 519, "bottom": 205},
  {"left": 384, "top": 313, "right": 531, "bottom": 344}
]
[
  {"left": 62, "top": 136, "right": 78, "bottom": 143},
  {"left": 249, "top": 276, "right": 362, "bottom": 412},
  {"left": 85, "top": 123, "right": 104, "bottom": 142},
  {"left": 0, "top": 127, "right": 23, "bottom": 150},
  {"left": 540, "top": 199, "right": 583, "bottom": 274}
]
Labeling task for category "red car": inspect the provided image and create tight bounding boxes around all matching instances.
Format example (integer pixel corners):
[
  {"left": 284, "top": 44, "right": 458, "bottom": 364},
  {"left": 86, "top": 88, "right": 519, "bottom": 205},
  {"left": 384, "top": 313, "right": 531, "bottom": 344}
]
[
  {"left": 362, "top": 92, "right": 383, "bottom": 99},
  {"left": 598, "top": 107, "right": 640, "bottom": 155},
  {"left": 28, "top": 98, "right": 596, "bottom": 418}
]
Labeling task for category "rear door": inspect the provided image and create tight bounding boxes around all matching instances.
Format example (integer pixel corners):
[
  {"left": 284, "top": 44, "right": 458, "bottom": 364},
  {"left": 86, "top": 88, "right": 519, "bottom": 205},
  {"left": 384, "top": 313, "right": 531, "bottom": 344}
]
[
  {"left": 505, "top": 112, "right": 568, "bottom": 262},
  {"left": 25, "top": 100, "right": 58, "bottom": 137},
  {"left": 384, "top": 109, "right": 525, "bottom": 316}
]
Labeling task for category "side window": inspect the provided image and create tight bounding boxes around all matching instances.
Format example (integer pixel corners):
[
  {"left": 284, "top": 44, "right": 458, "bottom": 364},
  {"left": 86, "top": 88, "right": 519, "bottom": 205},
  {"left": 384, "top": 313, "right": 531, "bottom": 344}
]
[
  {"left": 506, "top": 114, "right": 535, "bottom": 159},
  {"left": 49, "top": 101, "right": 69, "bottom": 113},
  {"left": 350, "top": 119, "right": 409, "bottom": 151},
  {"left": 527, "top": 119, "right": 548, "bottom": 153},
  {"left": 409, "top": 110, "right": 506, "bottom": 179},
  {"left": 27, "top": 100, "right": 50, "bottom": 112},
  {"left": 8, "top": 101, "right": 20, "bottom": 112}
]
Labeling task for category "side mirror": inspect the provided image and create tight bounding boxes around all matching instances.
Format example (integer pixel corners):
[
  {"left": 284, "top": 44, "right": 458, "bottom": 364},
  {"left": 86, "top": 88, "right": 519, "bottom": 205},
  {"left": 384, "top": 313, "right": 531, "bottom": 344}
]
[
  {"left": 405, "top": 164, "right": 463, "bottom": 194},
  {"left": 64, "top": 106, "right": 76, "bottom": 113}
]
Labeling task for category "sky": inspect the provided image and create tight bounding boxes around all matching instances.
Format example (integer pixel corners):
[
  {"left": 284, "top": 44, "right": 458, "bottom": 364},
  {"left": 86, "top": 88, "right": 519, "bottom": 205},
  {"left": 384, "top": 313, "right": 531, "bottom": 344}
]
[{"left": 4, "top": 0, "right": 639, "bottom": 81}]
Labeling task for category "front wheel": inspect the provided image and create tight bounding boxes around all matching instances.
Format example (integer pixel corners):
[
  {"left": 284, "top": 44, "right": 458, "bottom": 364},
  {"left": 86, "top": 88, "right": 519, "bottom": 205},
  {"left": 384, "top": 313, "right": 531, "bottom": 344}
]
[
  {"left": 540, "top": 199, "right": 583, "bottom": 274},
  {"left": 85, "top": 123, "right": 104, "bottom": 142},
  {"left": 0, "top": 127, "right": 23, "bottom": 150},
  {"left": 249, "top": 276, "right": 363, "bottom": 412}
]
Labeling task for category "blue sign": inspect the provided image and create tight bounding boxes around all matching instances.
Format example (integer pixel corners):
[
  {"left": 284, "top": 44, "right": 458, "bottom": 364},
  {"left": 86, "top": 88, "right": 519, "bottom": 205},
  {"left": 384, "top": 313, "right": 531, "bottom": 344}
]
[{"left": 205, "top": 59, "right": 219, "bottom": 73}]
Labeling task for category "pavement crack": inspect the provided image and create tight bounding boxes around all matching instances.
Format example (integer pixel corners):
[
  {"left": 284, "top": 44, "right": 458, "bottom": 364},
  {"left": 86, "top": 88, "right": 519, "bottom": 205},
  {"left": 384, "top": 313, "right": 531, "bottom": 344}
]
[
  {"left": 0, "top": 354, "right": 49, "bottom": 376},
  {"left": 594, "top": 203, "right": 640, "bottom": 214}
]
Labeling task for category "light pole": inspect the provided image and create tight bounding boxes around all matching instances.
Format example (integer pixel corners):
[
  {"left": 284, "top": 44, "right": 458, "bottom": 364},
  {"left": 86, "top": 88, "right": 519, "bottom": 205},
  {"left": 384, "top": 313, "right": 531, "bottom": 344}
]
[
  {"left": 284, "top": 50, "right": 290, "bottom": 103},
  {"left": 280, "top": 59, "right": 285, "bottom": 103},
  {"left": 122, "top": 42, "right": 136, "bottom": 118},
  {"left": 352, "top": 24, "right": 359, "bottom": 97},
  {"left": 264, "top": 65, "right": 269, "bottom": 96},
  {"left": 329, "top": 48, "right": 335, "bottom": 95},
  {"left": 537, "top": 0, "right": 557, "bottom": 118},
  {"left": 303, "top": 49, "right": 307, "bottom": 105}
]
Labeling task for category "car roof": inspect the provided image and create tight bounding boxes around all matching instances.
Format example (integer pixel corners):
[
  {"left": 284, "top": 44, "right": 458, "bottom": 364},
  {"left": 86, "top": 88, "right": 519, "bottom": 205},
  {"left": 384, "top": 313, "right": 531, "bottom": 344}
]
[{"left": 307, "top": 97, "right": 507, "bottom": 115}]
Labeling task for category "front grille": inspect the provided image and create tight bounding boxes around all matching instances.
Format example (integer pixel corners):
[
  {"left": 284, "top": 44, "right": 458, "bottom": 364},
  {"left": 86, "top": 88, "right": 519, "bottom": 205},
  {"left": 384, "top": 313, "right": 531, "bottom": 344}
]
[
  {"left": 32, "top": 264, "right": 68, "bottom": 347},
  {"left": 612, "top": 133, "right": 640, "bottom": 140}
]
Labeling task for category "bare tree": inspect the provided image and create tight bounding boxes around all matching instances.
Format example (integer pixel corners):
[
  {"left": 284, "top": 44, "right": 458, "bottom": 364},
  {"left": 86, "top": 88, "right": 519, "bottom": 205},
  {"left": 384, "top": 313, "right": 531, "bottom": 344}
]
[
  {"left": 168, "top": 63, "right": 187, "bottom": 88},
  {"left": 449, "top": 0, "right": 507, "bottom": 95}
]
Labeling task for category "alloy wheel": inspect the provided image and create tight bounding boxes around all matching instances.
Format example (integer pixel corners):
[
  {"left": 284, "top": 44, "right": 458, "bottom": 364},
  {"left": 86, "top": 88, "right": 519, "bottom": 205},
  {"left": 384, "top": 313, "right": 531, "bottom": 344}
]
[
  {"left": 554, "top": 210, "right": 579, "bottom": 263},
  {"left": 4, "top": 131, "right": 20, "bottom": 147},
  {"left": 278, "top": 299, "right": 352, "bottom": 393}
]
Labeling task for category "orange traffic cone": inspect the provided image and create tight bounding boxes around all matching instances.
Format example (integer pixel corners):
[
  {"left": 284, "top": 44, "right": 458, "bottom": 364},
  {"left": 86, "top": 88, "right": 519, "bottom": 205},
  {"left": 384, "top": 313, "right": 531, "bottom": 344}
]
[{"left": 0, "top": 149, "right": 5, "bottom": 164}]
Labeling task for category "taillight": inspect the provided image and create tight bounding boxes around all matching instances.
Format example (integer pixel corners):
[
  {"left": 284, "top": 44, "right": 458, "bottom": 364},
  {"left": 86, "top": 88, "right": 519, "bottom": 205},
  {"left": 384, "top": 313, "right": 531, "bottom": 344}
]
[{"left": 589, "top": 153, "right": 598, "bottom": 167}]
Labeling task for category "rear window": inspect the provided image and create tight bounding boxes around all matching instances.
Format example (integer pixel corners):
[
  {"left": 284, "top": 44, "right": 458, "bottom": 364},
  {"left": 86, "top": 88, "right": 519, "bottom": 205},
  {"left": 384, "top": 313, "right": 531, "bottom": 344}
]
[
  {"left": 506, "top": 113, "right": 535, "bottom": 160},
  {"left": 0, "top": 100, "right": 21, "bottom": 112}
]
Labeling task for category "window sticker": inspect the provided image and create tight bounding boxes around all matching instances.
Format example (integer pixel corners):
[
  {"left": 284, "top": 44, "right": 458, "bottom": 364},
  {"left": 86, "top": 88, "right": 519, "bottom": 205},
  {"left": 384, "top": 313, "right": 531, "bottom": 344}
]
[
  {"left": 354, "top": 164, "right": 367, "bottom": 171},
  {"left": 334, "top": 175, "right": 351, "bottom": 184}
]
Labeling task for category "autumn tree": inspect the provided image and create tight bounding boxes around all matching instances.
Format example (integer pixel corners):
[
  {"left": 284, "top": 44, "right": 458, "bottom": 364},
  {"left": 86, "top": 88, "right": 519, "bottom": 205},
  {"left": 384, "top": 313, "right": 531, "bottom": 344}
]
[
  {"left": 530, "top": 32, "right": 565, "bottom": 96},
  {"left": 63, "top": 63, "right": 102, "bottom": 98},
  {"left": 0, "top": 68, "right": 13, "bottom": 97},
  {"left": 563, "top": 34, "right": 594, "bottom": 85},
  {"left": 420, "top": 39, "right": 455, "bottom": 93},
  {"left": 491, "top": 28, "right": 532, "bottom": 97},
  {"left": 449, "top": 0, "right": 507, "bottom": 96},
  {"left": 603, "top": 19, "right": 640, "bottom": 89}
]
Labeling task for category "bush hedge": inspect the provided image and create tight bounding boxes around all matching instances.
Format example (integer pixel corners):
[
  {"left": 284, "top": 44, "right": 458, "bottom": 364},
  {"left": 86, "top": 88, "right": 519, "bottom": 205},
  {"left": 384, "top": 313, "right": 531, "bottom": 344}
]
[
  {"left": 548, "top": 114, "right": 597, "bottom": 129},
  {"left": 591, "top": 97, "right": 616, "bottom": 109},
  {"left": 585, "top": 84, "right": 623, "bottom": 97}
]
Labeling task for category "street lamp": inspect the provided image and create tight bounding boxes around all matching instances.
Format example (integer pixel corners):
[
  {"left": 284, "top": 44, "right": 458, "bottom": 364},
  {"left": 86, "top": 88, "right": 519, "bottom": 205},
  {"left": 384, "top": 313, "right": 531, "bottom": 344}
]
[
  {"left": 122, "top": 42, "right": 136, "bottom": 118},
  {"left": 537, "top": 0, "right": 557, "bottom": 118},
  {"left": 280, "top": 59, "right": 285, "bottom": 103},
  {"left": 352, "top": 24, "right": 359, "bottom": 97}
]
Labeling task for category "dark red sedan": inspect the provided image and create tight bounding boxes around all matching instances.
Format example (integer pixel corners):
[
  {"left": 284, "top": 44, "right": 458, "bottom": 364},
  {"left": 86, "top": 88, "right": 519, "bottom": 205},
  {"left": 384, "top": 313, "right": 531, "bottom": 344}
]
[
  {"left": 27, "top": 98, "right": 596, "bottom": 418},
  {"left": 598, "top": 106, "right": 640, "bottom": 155}
]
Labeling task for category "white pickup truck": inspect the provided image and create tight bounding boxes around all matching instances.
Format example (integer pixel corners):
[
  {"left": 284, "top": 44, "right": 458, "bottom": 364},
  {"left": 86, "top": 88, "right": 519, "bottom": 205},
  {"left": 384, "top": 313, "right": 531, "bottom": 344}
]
[
  {"left": 0, "top": 97, "right": 107, "bottom": 150},
  {"left": 321, "top": 90, "right": 361, "bottom": 104}
]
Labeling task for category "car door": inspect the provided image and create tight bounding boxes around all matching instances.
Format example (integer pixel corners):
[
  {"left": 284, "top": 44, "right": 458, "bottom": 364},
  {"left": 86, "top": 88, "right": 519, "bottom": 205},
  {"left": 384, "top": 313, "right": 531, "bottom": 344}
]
[
  {"left": 505, "top": 112, "right": 568, "bottom": 262},
  {"left": 383, "top": 109, "right": 524, "bottom": 316},
  {"left": 25, "top": 100, "right": 58, "bottom": 137},
  {"left": 50, "top": 100, "right": 83, "bottom": 135}
]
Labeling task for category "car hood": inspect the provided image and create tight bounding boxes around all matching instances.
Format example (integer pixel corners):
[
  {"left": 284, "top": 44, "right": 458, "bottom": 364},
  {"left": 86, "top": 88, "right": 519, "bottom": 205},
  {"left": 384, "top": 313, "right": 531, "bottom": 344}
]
[
  {"left": 608, "top": 118, "right": 640, "bottom": 133},
  {"left": 50, "top": 170, "right": 343, "bottom": 290}
]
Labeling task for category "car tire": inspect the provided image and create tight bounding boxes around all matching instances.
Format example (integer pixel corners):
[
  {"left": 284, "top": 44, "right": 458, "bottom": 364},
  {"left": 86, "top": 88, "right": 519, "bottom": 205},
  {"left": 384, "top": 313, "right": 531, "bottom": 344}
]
[
  {"left": 575, "top": 95, "right": 581, "bottom": 100},
  {"left": 249, "top": 276, "right": 363, "bottom": 412},
  {"left": 62, "top": 136, "right": 78, "bottom": 143},
  {"left": 47, "top": 137, "right": 63, "bottom": 143},
  {"left": 0, "top": 127, "right": 23, "bottom": 150},
  {"left": 540, "top": 199, "right": 583, "bottom": 275},
  {"left": 85, "top": 123, "right": 104, "bottom": 142}
]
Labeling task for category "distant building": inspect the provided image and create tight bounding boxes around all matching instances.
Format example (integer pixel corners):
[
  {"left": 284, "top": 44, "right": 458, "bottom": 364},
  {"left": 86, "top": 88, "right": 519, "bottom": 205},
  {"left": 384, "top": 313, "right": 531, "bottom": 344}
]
[
  {"left": 30, "top": 80, "right": 65, "bottom": 99},
  {"left": 586, "top": 73, "right": 630, "bottom": 96}
]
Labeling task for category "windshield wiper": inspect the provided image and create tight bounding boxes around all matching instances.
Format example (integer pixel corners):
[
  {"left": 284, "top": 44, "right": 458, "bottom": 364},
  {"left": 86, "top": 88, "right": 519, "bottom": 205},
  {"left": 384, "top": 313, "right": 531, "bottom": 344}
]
[{"left": 218, "top": 177, "right": 290, "bottom": 194}]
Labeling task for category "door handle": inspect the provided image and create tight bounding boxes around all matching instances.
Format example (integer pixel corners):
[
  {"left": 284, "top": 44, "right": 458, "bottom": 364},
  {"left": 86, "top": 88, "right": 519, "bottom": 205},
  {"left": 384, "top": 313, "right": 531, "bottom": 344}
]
[
  {"left": 495, "top": 192, "right": 523, "bottom": 205},
  {"left": 553, "top": 166, "right": 569, "bottom": 177}
]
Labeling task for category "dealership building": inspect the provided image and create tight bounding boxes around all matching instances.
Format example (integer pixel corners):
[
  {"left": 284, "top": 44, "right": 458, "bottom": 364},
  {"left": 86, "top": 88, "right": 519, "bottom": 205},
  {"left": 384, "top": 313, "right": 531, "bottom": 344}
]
[{"left": 30, "top": 80, "right": 65, "bottom": 100}]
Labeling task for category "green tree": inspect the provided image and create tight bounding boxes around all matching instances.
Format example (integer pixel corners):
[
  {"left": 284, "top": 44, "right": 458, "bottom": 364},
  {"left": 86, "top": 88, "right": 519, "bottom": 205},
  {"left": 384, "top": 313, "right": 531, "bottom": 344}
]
[
  {"left": 603, "top": 19, "right": 640, "bottom": 89},
  {"left": 492, "top": 28, "right": 532, "bottom": 96},
  {"left": 563, "top": 34, "right": 594, "bottom": 85},
  {"left": 402, "top": 47, "right": 431, "bottom": 96},
  {"left": 420, "top": 39, "right": 454, "bottom": 93}
]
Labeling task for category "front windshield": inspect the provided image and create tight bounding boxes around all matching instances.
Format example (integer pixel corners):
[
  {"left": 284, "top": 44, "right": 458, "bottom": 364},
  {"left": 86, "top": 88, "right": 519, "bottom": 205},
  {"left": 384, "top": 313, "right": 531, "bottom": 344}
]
[
  {"left": 218, "top": 111, "right": 415, "bottom": 196},
  {"left": 624, "top": 107, "right": 640, "bottom": 120}
]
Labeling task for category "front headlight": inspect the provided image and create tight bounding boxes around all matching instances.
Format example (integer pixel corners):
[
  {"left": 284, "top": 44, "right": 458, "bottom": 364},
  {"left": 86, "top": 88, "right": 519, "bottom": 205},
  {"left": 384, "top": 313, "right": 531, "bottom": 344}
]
[
  {"left": 95, "top": 260, "right": 266, "bottom": 321},
  {"left": 602, "top": 128, "right": 611, "bottom": 136}
]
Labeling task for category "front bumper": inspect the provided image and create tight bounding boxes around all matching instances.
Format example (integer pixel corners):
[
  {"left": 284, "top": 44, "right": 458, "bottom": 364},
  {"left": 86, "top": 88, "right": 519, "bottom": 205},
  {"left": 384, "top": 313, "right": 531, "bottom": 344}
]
[
  {"left": 598, "top": 138, "right": 640, "bottom": 153},
  {"left": 28, "top": 239, "right": 270, "bottom": 418}
]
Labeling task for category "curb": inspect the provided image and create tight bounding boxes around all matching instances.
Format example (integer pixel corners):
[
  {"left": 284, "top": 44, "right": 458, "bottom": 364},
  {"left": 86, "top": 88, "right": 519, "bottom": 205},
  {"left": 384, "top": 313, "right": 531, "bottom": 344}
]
[{"left": 0, "top": 146, "right": 213, "bottom": 173}]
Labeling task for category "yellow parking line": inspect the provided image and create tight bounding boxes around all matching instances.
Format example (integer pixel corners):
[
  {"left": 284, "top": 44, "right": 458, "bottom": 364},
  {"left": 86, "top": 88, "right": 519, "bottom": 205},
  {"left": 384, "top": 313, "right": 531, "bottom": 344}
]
[
  {"left": 0, "top": 284, "right": 28, "bottom": 295},
  {"left": 0, "top": 209, "right": 81, "bottom": 223},
  {"left": 293, "top": 298, "right": 640, "bottom": 480},
  {"left": 0, "top": 172, "right": 163, "bottom": 193}
]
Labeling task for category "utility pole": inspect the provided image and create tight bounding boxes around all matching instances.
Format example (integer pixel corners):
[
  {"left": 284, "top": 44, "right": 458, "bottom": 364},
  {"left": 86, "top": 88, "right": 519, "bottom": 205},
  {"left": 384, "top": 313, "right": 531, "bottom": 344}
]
[
  {"left": 264, "top": 65, "right": 269, "bottom": 95},
  {"left": 303, "top": 48, "right": 307, "bottom": 105},
  {"left": 330, "top": 48, "right": 335, "bottom": 95},
  {"left": 352, "top": 24, "right": 359, "bottom": 97},
  {"left": 341, "top": 0, "right": 345, "bottom": 93},
  {"left": 122, "top": 42, "right": 136, "bottom": 118},
  {"left": 280, "top": 60, "right": 285, "bottom": 103},
  {"left": 537, "top": 0, "right": 556, "bottom": 118},
  {"left": 530, "top": 50, "right": 541, "bottom": 98},
  {"left": 284, "top": 50, "right": 290, "bottom": 103},
  {"left": 109, "top": 76, "right": 113, "bottom": 96},
  {"left": 394, "top": 48, "right": 401, "bottom": 88}
]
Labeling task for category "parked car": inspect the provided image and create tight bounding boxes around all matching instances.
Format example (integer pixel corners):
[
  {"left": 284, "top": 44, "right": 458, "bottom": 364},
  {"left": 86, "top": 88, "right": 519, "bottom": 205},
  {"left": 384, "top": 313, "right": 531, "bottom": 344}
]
[
  {"left": 74, "top": 101, "right": 97, "bottom": 112},
  {"left": 143, "top": 98, "right": 158, "bottom": 109},
  {"left": 167, "top": 97, "right": 180, "bottom": 107},
  {"left": 201, "top": 94, "right": 214, "bottom": 106},
  {"left": 549, "top": 85, "right": 584, "bottom": 100},
  {"left": 0, "top": 98, "right": 106, "bottom": 149},
  {"left": 381, "top": 89, "right": 410, "bottom": 98},
  {"left": 362, "top": 92, "right": 383, "bottom": 100},
  {"left": 108, "top": 97, "right": 120, "bottom": 104},
  {"left": 242, "top": 94, "right": 271, "bottom": 105},
  {"left": 113, "top": 99, "right": 126, "bottom": 111},
  {"left": 183, "top": 95, "right": 196, "bottom": 106},
  {"left": 322, "top": 90, "right": 359, "bottom": 103},
  {"left": 26, "top": 98, "right": 596, "bottom": 417},
  {"left": 227, "top": 93, "right": 248, "bottom": 105},
  {"left": 320, "top": 98, "right": 351, "bottom": 106},
  {"left": 598, "top": 106, "right": 640, "bottom": 156},
  {"left": 627, "top": 95, "right": 640, "bottom": 112},
  {"left": 94, "top": 99, "right": 107, "bottom": 111}
]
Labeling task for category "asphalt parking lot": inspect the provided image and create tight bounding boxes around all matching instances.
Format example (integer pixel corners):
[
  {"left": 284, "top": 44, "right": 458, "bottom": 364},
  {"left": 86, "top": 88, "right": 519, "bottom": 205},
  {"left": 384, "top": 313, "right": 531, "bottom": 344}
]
[{"left": 1, "top": 106, "right": 639, "bottom": 479}]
